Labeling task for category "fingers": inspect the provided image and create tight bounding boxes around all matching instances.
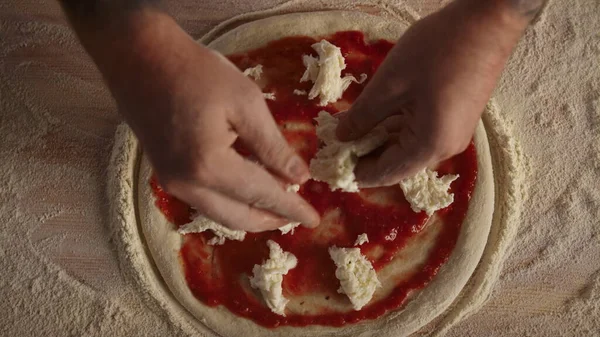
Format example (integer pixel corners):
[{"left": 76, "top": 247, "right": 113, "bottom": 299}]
[
  {"left": 195, "top": 148, "right": 320, "bottom": 228},
  {"left": 179, "top": 186, "right": 291, "bottom": 232},
  {"left": 354, "top": 141, "right": 431, "bottom": 188},
  {"left": 335, "top": 61, "right": 411, "bottom": 142},
  {"left": 231, "top": 95, "right": 311, "bottom": 184}
]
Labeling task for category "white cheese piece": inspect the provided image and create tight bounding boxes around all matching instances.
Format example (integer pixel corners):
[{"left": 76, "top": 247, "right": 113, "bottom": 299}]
[
  {"left": 329, "top": 246, "right": 381, "bottom": 310},
  {"left": 249, "top": 240, "right": 298, "bottom": 316},
  {"left": 384, "top": 228, "right": 397, "bottom": 241},
  {"left": 286, "top": 184, "right": 300, "bottom": 193},
  {"left": 178, "top": 215, "right": 246, "bottom": 245},
  {"left": 243, "top": 64, "right": 263, "bottom": 80},
  {"left": 278, "top": 223, "right": 299, "bottom": 235},
  {"left": 354, "top": 233, "right": 369, "bottom": 246},
  {"left": 263, "top": 92, "right": 276, "bottom": 100},
  {"left": 278, "top": 184, "right": 301, "bottom": 235},
  {"left": 300, "top": 40, "right": 364, "bottom": 106},
  {"left": 242, "top": 65, "right": 276, "bottom": 101},
  {"left": 357, "top": 73, "right": 368, "bottom": 84},
  {"left": 309, "top": 111, "right": 388, "bottom": 192},
  {"left": 293, "top": 89, "right": 307, "bottom": 95},
  {"left": 400, "top": 169, "right": 459, "bottom": 216}
]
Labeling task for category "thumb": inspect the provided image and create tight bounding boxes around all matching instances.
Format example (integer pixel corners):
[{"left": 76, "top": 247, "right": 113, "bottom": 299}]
[
  {"left": 336, "top": 96, "right": 399, "bottom": 142},
  {"left": 354, "top": 142, "right": 430, "bottom": 188}
]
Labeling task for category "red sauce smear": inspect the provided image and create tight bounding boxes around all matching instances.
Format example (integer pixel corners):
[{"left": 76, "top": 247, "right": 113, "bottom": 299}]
[{"left": 149, "top": 31, "right": 478, "bottom": 328}]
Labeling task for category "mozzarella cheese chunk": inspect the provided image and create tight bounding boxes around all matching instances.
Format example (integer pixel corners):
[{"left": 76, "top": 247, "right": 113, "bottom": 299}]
[
  {"left": 400, "top": 169, "right": 459, "bottom": 216},
  {"left": 263, "top": 92, "right": 276, "bottom": 100},
  {"left": 243, "top": 64, "right": 263, "bottom": 80},
  {"left": 178, "top": 215, "right": 246, "bottom": 245},
  {"left": 300, "top": 40, "right": 366, "bottom": 106},
  {"left": 243, "top": 65, "right": 275, "bottom": 100},
  {"left": 329, "top": 246, "right": 381, "bottom": 310},
  {"left": 354, "top": 233, "right": 369, "bottom": 246},
  {"left": 384, "top": 228, "right": 397, "bottom": 241},
  {"left": 293, "top": 89, "right": 307, "bottom": 95},
  {"left": 309, "top": 111, "right": 387, "bottom": 192},
  {"left": 249, "top": 240, "right": 298, "bottom": 316}
]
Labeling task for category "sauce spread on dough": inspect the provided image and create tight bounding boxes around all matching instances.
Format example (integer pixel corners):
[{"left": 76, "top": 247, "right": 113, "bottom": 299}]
[{"left": 149, "top": 31, "right": 478, "bottom": 328}]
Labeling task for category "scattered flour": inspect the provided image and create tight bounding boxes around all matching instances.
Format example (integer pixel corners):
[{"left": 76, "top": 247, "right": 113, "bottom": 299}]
[{"left": 0, "top": 0, "right": 598, "bottom": 336}]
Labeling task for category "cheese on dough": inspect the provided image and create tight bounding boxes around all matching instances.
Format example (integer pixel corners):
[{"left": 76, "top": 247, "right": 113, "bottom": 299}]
[
  {"left": 249, "top": 240, "right": 298, "bottom": 316},
  {"left": 263, "top": 92, "right": 276, "bottom": 100},
  {"left": 309, "top": 111, "right": 387, "bottom": 192},
  {"left": 243, "top": 65, "right": 274, "bottom": 100},
  {"left": 329, "top": 246, "right": 381, "bottom": 310},
  {"left": 300, "top": 40, "right": 366, "bottom": 106},
  {"left": 293, "top": 89, "right": 307, "bottom": 95},
  {"left": 354, "top": 233, "right": 369, "bottom": 246},
  {"left": 243, "top": 64, "right": 263, "bottom": 80},
  {"left": 400, "top": 169, "right": 459, "bottom": 216},
  {"left": 178, "top": 216, "right": 246, "bottom": 245}
]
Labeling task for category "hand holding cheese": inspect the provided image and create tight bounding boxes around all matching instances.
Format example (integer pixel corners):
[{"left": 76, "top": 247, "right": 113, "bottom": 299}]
[
  {"left": 61, "top": 7, "right": 319, "bottom": 232},
  {"left": 336, "top": 0, "right": 541, "bottom": 187}
]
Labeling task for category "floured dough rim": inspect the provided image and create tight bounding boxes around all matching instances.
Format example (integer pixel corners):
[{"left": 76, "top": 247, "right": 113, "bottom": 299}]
[{"left": 110, "top": 10, "right": 499, "bottom": 337}]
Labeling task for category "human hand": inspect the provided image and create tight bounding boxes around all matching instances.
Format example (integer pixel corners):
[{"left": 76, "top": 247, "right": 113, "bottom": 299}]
[
  {"left": 92, "top": 11, "right": 320, "bottom": 231},
  {"left": 336, "top": 0, "right": 539, "bottom": 187}
]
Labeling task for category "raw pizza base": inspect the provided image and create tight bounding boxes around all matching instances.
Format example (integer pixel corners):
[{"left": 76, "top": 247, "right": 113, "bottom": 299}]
[{"left": 137, "top": 11, "right": 495, "bottom": 337}]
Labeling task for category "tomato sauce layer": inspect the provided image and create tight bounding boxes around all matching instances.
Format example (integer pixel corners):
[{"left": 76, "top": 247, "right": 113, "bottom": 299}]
[{"left": 149, "top": 31, "right": 478, "bottom": 328}]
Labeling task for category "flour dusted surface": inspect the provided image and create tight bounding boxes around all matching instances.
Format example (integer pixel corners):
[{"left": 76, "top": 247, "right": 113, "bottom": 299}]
[
  {"left": 249, "top": 240, "right": 298, "bottom": 316},
  {"left": 2, "top": 1, "right": 598, "bottom": 336}
]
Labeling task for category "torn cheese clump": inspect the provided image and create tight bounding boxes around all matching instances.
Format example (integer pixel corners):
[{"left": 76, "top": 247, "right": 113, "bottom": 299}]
[
  {"left": 300, "top": 40, "right": 366, "bottom": 106},
  {"left": 243, "top": 64, "right": 263, "bottom": 80},
  {"left": 242, "top": 65, "right": 276, "bottom": 101},
  {"left": 329, "top": 246, "right": 381, "bottom": 311},
  {"left": 354, "top": 233, "right": 369, "bottom": 246},
  {"left": 293, "top": 89, "right": 307, "bottom": 96},
  {"left": 249, "top": 240, "right": 298, "bottom": 316},
  {"left": 178, "top": 216, "right": 246, "bottom": 245},
  {"left": 399, "top": 169, "right": 459, "bottom": 216},
  {"left": 309, "top": 111, "right": 387, "bottom": 192},
  {"left": 263, "top": 92, "right": 276, "bottom": 100}
]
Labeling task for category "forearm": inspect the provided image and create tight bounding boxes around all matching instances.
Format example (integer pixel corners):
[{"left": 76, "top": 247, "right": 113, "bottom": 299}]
[
  {"left": 57, "top": 0, "right": 195, "bottom": 120},
  {"left": 59, "top": 0, "right": 163, "bottom": 34}
]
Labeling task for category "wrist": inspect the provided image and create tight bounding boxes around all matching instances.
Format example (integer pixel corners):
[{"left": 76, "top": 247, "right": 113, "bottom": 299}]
[{"left": 78, "top": 9, "right": 181, "bottom": 72}]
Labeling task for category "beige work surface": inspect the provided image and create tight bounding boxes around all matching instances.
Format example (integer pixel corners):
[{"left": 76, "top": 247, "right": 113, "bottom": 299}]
[{"left": 1, "top": 0, "right": 598, "bottom": 336}]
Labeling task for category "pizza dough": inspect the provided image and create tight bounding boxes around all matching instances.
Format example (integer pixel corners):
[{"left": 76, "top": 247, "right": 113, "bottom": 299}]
[{"left": 136, "top": 11, "right": 495, "bottom": 337}]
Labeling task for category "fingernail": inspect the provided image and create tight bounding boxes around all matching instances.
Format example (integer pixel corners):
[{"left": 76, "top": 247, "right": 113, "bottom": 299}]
[
  {"left": 301, "top": 210, "right": 321, "bottom": 228},
  {"left": 288, "top": 156, "right": 309, "bottom": 182}
]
